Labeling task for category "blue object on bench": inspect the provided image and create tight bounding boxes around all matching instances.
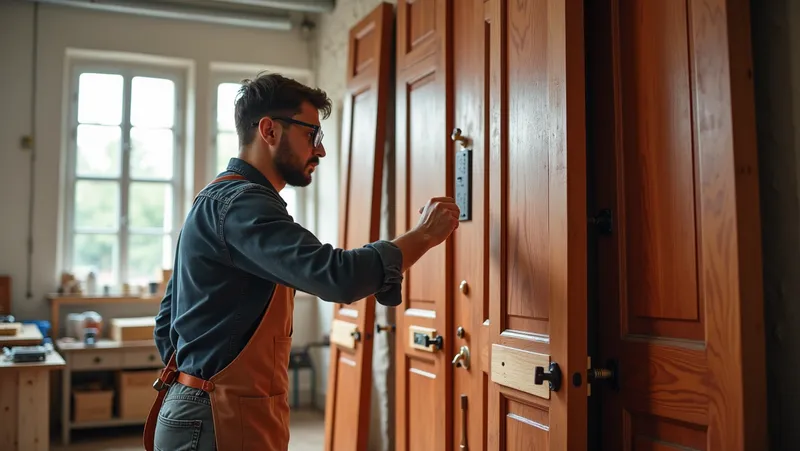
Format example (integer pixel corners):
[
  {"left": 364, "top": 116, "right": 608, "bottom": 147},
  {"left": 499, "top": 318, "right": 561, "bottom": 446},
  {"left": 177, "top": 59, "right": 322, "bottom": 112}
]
[{"left": 21, "top": 320, "right": 52, "bottom": 345}]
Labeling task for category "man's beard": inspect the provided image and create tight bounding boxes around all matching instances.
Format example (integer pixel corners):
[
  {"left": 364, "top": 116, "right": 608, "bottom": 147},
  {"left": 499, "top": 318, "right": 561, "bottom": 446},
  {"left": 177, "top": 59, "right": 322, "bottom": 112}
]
[{"left": 273, "top": 135, "right": 318, "bottom": 187}]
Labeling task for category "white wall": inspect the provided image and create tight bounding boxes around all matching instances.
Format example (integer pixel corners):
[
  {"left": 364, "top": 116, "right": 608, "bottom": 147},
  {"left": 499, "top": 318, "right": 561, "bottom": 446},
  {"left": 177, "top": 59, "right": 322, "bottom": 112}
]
[
  {"left": 311, "top": 1, "right": 397, "bottom": 449},
  {"left": 0, "top": 1, "right": 312, "bottom": 321}
]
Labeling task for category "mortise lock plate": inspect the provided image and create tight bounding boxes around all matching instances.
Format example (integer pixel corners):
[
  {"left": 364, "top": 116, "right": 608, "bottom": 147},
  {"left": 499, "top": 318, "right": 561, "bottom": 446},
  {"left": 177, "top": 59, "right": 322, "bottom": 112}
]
[
  {"left": 455, "top": 148, "right": 472, "bottom": 221},
  {"left": 452, "top": 127, "right": 472, "bottom": 222}
]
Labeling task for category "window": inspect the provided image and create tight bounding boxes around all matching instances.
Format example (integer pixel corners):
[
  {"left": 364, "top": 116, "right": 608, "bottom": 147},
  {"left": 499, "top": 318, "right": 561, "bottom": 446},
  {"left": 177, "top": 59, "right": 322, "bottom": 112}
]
[
  {"left": 64, "top": 64, "right": 184, "bottom": 290},
  {"left": 211, "top": 75, "right": 313, "bottom": 227}
]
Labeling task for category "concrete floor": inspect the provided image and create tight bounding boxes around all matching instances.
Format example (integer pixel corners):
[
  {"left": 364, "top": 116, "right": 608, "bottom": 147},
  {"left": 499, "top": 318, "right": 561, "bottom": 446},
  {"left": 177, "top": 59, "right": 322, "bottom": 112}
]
[{"left": 51, "top": 409, "right": 326, "bottom": 451}]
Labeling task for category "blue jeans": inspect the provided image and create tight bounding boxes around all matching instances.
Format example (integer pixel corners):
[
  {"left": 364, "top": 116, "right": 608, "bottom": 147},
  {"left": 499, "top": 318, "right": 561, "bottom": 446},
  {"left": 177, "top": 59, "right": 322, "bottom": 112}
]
[{"left": 153, "top": 381, "right": 216, "bottom": 451}]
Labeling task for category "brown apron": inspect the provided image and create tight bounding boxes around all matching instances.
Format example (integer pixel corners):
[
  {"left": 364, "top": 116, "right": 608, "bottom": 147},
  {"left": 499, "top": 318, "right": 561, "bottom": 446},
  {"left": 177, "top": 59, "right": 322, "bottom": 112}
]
[{"left": 143, "top": 173, "right": 296, "bottom": 451}]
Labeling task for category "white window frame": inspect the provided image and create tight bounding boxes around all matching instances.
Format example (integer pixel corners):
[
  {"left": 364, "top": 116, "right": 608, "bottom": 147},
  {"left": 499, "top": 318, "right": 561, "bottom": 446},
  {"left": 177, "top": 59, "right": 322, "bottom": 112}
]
[
  {"left": 208, "top": 66, "right": 317, "bottom": 232},
  {"left": 62, "top": 59, "right": 187, "bottom": 288}
]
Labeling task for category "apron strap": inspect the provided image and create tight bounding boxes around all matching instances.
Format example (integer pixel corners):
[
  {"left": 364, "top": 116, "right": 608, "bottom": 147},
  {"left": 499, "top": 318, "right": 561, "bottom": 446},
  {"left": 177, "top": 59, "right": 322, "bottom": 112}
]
[
  {"left": 191, "top": 173, "right": 248, "bottom": 204},
  {"left": 207, "top": 173, "right": 247, "bottom": 184},
  {"left": 143, "top": 353, "right": 178, "bottom": 451},
  {"left": 176, "top": 372, "right": 216, "bottom": 393}
]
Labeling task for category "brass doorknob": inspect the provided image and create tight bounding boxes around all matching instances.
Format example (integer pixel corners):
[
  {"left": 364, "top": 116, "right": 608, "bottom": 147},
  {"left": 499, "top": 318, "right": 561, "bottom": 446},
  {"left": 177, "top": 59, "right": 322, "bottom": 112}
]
[
  {"left": 459, "top": 280, "right": 469, "bottom": 295},
  {"left": 451, "top": 345, "right": 471, "bottom": 369},
  {"left": 451, "top": 127, "right": 468, "bottom": 148}
]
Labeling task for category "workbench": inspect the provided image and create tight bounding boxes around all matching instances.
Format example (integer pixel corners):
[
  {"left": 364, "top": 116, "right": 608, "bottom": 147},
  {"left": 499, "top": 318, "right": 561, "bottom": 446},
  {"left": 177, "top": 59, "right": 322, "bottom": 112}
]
[
  {"left": 56, "top": 338, "right": 162, "bottom": 445},
  {"left": 0, "top": 351, "right": 66, "bottom": 451}
]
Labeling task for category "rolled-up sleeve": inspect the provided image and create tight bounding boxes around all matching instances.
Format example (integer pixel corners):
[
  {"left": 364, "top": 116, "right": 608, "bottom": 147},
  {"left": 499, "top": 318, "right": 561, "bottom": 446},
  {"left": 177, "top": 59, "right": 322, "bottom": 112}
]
[{"left": 222, "top": 187, "right": 404, "bottom": 306}]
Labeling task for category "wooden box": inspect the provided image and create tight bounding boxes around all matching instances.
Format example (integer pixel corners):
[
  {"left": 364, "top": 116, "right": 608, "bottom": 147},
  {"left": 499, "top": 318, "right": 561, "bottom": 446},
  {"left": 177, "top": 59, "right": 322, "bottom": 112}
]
[
  {"left": 0, "top": 322, "right": 21, "bottom": 336},
  {"left": 0, "top": 275, "right": 9, "bottom": 315},
  {"left": 73, "top": 389, "right": 113, "bottom": 423},
  {"left": 110, "top": 317, "right": 156, "bottom": 342},
  {"left": 117, "top": 369, "right": 161, "bottom": 419}
]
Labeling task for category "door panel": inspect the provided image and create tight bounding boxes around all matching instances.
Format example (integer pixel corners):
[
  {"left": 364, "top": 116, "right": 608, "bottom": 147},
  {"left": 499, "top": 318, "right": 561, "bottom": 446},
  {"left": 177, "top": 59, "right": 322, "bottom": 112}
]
[
  {"left": 587, "top": 0, "right": 768, "bottom": 449},
  {"left": 394, "top": 0, "right": 452, "bottom": 450},
  {"left": 485, "top": 0, "right": 587, "bottom": 450},
  {"left": 323, "top": 4, "right": 394, "bottom": 450},
  {"left": 452, "top": 0, "right": 489, "bottom": 450}
]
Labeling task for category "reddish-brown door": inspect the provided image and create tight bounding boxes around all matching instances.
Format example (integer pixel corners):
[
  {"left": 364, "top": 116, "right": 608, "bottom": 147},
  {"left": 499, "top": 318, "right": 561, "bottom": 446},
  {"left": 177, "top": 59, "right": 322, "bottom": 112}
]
[
  {"left": 393, "top": 0, "right": 454, "bottom": 450},
  {"left": 323, "top": 4, "right": 394, "bottom": 450},
  {"left": 451, "top": 0, "right": 488, "bottom": 450},
  {"left": 586, "top": 0, "right": 769, "bottom": 449},
  {"left": 482, "top": 0, "right": 589, "bottom": 450},
  {"left": 395, "top": 0, "right": 588, "bottom": 449}
]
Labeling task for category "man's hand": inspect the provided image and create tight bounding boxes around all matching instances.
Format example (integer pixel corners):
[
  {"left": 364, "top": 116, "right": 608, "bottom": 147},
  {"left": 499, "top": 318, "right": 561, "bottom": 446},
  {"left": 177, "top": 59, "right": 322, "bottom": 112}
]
[
  {"left": 415, "top": 197, "right": 460, "bottom": 248},
  {"left": 392, "top": 196, "right": 461, "bottom": 274}
]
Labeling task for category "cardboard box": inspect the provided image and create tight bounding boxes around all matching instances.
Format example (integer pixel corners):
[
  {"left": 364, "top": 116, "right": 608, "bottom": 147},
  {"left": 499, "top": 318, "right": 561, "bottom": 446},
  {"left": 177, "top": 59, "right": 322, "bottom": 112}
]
[
  {"left": 73, "top": 389, "right": 113, "bottom": 423},
  {"left": 117, "top": 369, "right": 161, "bottom": 419},
  {"left": 110, "top": 317, "right": 155, "bottom": 342}
]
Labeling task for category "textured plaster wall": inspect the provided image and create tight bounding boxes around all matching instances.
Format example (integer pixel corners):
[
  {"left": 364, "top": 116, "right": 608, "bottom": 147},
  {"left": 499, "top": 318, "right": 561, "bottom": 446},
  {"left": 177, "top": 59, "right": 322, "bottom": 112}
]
[
  {"left": 751, "top": 0, "right": 800, "bottom": 449},
  {"left": 311, "top": 1, "right": 397, "bottom": 450}
]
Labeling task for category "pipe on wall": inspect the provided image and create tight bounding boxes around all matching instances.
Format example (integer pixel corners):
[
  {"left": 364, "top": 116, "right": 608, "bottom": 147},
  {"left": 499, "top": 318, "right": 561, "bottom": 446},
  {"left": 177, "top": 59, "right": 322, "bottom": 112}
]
[
  {"left": 21, "top": 0, "right": 294, "bottom": 31},
  {"left": 208, "top": 0, "right": 336, "bottom": 13}
]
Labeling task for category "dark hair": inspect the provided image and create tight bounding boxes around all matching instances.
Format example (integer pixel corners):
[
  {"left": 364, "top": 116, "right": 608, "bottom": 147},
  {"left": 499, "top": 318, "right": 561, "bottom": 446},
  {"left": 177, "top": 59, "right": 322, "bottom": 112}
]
[{"left": 234, "top": 72, "right": 332, "bottom": 146}]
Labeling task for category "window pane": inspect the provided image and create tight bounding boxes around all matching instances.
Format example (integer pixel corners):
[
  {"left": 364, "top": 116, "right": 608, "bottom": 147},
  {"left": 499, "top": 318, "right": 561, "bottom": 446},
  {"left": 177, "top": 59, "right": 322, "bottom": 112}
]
[
  {"left": 76, "top": 124, "right": 121, "bottom": 177},
  {"left": 216, "top": 83, "right": 241, "bottom": 132},
  {"left": 216, "top": 131, "right": 239, "bottom": 174},
  {"left": 129, "top": 182, "right": 172, "bottom": 231},
  {"left": 73, "top": 233, "right": 118, "bottom": 287},
  {"left": 77, "top": 73, "right": 123, "bottom": 125},
  {"left": 162, "top": 235, "right": 175, "bottom": 270},
  {"left": 281, "top": 187, "right": 298, "bottom": 220},
  {"left": 128, "top": 234, "right": 168, "bottom": 287},
  {"left": 74, "top": 180, "right": 119, "bottom": 230},
  {"left": 131, "top": 77, "right": 175, "bottom": 128},
  {"left": 130, "top": 127, "right": 174, "bottom": 179}
]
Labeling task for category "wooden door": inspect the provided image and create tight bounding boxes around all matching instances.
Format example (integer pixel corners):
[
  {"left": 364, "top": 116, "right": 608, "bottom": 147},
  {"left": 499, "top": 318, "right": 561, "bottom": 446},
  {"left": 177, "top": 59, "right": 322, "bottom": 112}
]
[
  {"left": 586, "top": 0, "right": 769, "bottom": 449},
  {"left": 394, "top": 0, "right": 453, "bottom": 450},
  {"left": 483, "top": 0, "right": 588, "bottom": 450},
  {"left": 323, "top": 4, "right": 394, "bottom": 450},
  {"left": 450, "top": 0, "right": 488, "bottom": 450}
]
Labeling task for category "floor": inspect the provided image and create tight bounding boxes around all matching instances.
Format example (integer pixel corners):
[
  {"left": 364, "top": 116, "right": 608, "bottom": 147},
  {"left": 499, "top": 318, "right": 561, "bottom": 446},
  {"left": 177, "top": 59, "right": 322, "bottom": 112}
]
[{"left": 50, "top": 409, "right": 326, "bottom": 451}]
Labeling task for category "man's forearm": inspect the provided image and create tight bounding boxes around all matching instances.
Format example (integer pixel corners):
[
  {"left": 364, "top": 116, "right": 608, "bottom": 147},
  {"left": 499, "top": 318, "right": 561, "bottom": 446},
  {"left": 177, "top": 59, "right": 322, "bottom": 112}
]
[
  {"left": 225, "top": 190, "right": 408, "bottom": 304},
  {"left": 391, "top": 228, "right": 433, "bottom": 273}
]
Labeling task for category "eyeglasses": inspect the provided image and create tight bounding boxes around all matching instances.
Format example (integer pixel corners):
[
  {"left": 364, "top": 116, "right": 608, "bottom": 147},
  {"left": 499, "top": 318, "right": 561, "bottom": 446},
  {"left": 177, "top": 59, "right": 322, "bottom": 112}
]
[{"left": 251, "top": 116, "right": 324, "bottom": 148}]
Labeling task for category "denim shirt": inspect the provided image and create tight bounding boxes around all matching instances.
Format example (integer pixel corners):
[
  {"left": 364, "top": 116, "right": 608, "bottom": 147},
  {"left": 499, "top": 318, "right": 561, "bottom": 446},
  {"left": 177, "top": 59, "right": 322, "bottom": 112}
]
[{"left": 154, "top": 158, "right": 404, "bottom": 380}]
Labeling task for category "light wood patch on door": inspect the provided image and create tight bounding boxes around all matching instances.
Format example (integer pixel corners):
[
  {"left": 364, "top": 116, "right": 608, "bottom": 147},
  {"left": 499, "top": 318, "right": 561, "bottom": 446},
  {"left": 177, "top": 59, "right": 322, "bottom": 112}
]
[
  {"left": 329, "top": 319, "right": 358, "bottom": 351},
  {"left": 490, "top": 344, "right": 551, "bottom": 400}
]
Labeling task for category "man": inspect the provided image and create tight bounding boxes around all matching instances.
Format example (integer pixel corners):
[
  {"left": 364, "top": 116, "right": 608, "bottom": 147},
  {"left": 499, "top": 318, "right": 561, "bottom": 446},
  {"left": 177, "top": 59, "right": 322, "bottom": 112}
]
[{"left": 142, "top": 73, "right": 460, "bottom": 451}]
